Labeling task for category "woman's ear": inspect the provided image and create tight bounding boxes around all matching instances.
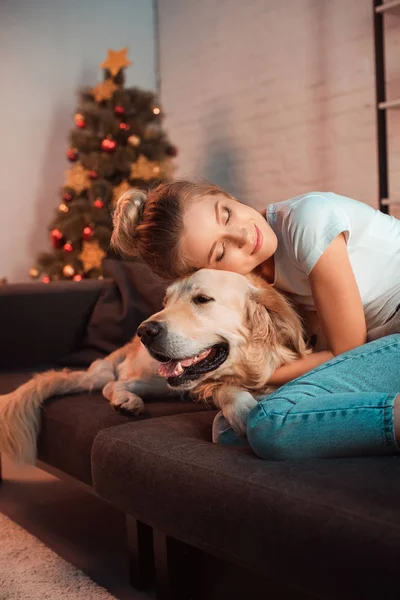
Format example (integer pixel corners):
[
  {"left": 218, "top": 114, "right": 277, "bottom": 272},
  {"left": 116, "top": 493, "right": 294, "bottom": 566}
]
[{"left": 248, "top": 283, "right": 307, "bottom": 356}]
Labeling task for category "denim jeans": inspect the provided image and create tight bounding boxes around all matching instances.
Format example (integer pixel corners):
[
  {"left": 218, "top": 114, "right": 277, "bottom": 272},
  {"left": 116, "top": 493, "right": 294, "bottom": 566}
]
[{"left": 212, "top": 334, "right": 400, "bottom": 460}]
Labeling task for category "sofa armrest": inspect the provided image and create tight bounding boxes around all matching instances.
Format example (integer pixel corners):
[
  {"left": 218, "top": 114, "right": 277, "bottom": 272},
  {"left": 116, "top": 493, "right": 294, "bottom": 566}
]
[{"left": 0, "top": 279, "right": 114, "bottom": 370}]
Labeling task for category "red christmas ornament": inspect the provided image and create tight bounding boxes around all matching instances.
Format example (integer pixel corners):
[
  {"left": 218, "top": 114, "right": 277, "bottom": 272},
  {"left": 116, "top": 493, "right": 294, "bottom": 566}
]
[
  {"left": 42, "top": 276, "right": 50, "bottom": 284},
  {"left": 114, "top": 105, "right": 125, "bottom": 115},
  {"left": 89, "top": 170, "right": 98, "bottom": 180},
  {"left": 94, "top": 198, "right": 104, "bottom": 209},
  {"left": 66, "top": 148, "right": 78, "bottom": 162},
  {"left": 73, "top": 274, "right": 83, "bottom": 281},
  {"left": 63, "top": 192, "right": 73, "bottom": 203},
  {"left": 83, "top": 226, "right": 93, "bottom": 240},
  {"left": 101, "top": 137, "right": 117, "bottom": 152},
  {"left": 51, "top": 229, "right": 63, "bottom": 248},
  {"left": 75, "top": 113, "right": 86, "bottom": 128},
  {"left": 63, "top": 242, "right": 73, "bottom": 253},
  {"left": 119, "top": 122, "right": 130, "bottom": 131}
]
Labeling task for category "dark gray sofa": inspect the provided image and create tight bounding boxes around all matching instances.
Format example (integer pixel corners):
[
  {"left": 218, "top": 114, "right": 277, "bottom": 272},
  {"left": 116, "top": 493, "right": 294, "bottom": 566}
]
[{"left": 1, "top": 265, "right": 400, "bottom": 600}]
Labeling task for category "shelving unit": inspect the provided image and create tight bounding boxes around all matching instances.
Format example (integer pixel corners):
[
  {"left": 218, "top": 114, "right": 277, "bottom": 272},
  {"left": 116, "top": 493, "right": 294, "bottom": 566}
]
[
  {"left": 373, "top": 1, "right": 400, "bottom": 213},
  {"left": 375, "top": 0, "right": 400, "bottom": 14}
]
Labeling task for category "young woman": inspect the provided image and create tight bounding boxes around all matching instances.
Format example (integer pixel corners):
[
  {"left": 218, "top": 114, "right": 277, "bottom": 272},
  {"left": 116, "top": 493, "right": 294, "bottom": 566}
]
[{"left": 111, "top": 180, "right": 400, "bottom": 460}]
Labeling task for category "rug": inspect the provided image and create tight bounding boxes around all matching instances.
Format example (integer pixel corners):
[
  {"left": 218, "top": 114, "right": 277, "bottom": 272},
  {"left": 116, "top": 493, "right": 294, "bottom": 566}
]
[{"left": 0, "top": 511, "right": 118, "bottom": 600}]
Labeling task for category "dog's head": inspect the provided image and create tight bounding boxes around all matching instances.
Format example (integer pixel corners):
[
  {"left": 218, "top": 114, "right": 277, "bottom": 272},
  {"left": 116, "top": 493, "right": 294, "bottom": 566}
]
[{"left": 137, "top": 269, "right": 307, "bottom": 392}]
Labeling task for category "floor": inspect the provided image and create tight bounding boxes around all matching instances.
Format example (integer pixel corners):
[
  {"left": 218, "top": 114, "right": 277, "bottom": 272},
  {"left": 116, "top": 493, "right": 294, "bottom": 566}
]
[{"left": 0, "top": 455, "right": 154, "bottom": 600}]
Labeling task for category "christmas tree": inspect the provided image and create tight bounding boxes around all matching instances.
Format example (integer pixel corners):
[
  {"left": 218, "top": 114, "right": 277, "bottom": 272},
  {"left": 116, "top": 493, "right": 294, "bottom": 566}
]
[{"left": 30, "top": 47, "right": 177, "bottom": 283}]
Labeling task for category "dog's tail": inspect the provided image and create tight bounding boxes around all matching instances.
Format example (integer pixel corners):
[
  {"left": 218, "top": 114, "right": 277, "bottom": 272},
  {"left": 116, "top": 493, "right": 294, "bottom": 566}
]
[{"left": 0, "top": 359, "right": 115, "bottom": 465}]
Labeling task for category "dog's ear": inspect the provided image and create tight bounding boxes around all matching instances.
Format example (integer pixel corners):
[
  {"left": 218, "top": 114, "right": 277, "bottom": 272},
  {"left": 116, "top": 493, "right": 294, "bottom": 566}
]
[
  {"left": 247, "top": 283, "right": 307, "bottom": 356},
  {"left": 245, "top": 291, "right": 274, "bottom": 346}
]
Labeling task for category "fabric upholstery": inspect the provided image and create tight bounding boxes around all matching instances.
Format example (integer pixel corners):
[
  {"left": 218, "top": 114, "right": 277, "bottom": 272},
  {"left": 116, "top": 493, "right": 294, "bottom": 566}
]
[
  {"left": 0, "top": 371, "right": 208, "bottom": 486},
  {"left": 0, "top": 280, "right": 106, "bottom": 370},
  {"left": 61, "top": 258, "right": 166, "bottom": 367},
  {"left": 92, "top": 410, "right": 400, "bottom": 600}
]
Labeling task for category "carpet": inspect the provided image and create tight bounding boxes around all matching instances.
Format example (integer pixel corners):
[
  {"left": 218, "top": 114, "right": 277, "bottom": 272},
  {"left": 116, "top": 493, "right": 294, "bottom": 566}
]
[{"left": 0, "top": 511, "right": 118, "bottom": 600}]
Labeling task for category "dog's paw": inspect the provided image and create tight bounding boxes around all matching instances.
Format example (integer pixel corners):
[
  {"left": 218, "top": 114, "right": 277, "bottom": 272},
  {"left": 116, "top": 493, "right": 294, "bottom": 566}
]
[
  {"left": 114, "top": 392, "right": 145, "bottom": 415},
  {"left": 102, "top": 382, "right": 145, "bottom": 416},
  {"left": 223, "top": 391, "right": 257, "bottom": 435}
]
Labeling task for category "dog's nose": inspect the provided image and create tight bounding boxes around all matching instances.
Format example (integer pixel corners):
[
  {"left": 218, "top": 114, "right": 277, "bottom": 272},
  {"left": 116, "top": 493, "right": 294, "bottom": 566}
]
[{"left": 137, "top": 321, "right": 164, "bottom": 345}]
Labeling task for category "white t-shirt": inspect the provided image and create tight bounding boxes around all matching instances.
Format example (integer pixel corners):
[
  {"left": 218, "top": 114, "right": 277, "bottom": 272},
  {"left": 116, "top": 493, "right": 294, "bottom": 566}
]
[{"left": 266, "top": 192, "right": 400, "bottom": 331}]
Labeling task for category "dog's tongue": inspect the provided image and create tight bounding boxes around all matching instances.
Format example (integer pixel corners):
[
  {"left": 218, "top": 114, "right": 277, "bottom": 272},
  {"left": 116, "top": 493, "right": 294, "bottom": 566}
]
[
  {"left": 157, "top": 348, "right": 212, "bottom": 378},
  {"left": 158, "top": 360, "right": 181, "bottom": 378}
]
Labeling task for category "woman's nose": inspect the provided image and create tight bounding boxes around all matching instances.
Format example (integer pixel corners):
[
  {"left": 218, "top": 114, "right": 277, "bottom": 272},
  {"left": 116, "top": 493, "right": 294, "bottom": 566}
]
[{"left": 228, "top": 227, "right": 248, "bottom": 248}]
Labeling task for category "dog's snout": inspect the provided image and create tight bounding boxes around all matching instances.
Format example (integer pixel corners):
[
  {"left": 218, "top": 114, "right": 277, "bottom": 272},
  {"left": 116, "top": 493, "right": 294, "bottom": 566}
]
[{"left": 137, "top": 321, "right": 165, "bottom": 345}]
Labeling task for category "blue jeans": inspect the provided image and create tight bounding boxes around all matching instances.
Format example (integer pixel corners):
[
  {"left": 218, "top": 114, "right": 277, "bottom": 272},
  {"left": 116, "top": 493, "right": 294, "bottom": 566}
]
[{"left": 212, "top": 334, "right": 400, "bottom": 460}]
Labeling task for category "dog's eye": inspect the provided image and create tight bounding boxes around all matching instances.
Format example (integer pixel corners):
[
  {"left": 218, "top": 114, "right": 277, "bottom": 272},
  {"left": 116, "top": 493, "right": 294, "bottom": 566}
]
[{"left": 193, "top": 295, "right": 214, "bottom": 305}]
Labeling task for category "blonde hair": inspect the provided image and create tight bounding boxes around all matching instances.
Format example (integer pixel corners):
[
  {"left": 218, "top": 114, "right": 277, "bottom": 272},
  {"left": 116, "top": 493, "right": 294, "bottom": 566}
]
[{"left": 111, "top": 179, "right": 232, "bottom": 280}]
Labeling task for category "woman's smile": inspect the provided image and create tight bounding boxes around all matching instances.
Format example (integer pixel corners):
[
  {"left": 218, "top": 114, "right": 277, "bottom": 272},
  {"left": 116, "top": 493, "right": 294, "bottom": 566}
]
[{"left": 252, "top": 224, "right": 263, "bottom": 255}]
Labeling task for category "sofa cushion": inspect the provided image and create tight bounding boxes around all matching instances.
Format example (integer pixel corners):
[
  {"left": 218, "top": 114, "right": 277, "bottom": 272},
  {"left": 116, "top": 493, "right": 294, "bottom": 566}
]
[
  {"left": 61, "top": 258, "right": 166, "bottom": 367},
  {"left": 91, "top": 411, "right": 400, "bottom": 600},
  {"left": 0, "top": 371, "right": 208, "bottom": 486}
]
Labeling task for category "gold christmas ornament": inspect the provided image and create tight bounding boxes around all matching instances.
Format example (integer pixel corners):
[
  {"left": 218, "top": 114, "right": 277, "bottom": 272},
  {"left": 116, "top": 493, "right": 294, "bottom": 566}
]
[
  {"left": 101, "top": 47, "right": 132, "bottom": 76},
  {"left": 79, "top": 240, "right": 106, "bottom": 272},
  {"left": 59, "top": 203, "right": 69, "bottom": 213},
  {"left": 112, "top": 179, "right": 131, "bottom": 206},
  {"left": 128, "top": 134, "right": 141, "bottom": 147},
  {"left": 63, "top": 264, "right": 75, "bottom": 277},
  {"left": 65, "top": 163, "right": 90, "bottom": 193},
  {"left": 130, "top": 155, "right": 162, "bottom": 181},
  {"left": 152, "top": 107, "right": 161, "bottom": 115},
  {"left": 29, "top": 267, "right": 40, "bottom": 278},
  {"left": 91, "top": 78, "right": 119, "bottom": 103}
]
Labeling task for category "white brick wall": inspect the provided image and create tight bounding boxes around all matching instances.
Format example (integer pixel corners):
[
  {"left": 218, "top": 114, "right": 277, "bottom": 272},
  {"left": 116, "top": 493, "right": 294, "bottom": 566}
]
[{"left": 157, "top": 0, "right": 396, "bottom": 211}]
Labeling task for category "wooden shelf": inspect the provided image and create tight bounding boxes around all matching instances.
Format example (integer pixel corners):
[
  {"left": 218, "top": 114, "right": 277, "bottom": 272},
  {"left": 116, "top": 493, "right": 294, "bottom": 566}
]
[
  {"left": 375, "top": 0, "right": 400, "bottom": 13},
  {"left": 381, "top": 198, "right": 400, "bottom": 206},
  {"left": 378, "top": 98, "right": 400, "bottom": 109}
]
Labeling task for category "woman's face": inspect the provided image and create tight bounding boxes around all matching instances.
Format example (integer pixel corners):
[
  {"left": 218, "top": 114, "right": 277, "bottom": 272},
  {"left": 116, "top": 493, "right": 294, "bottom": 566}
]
[{"left": 180, "top": 194, "right": 277, "bottom": 275}]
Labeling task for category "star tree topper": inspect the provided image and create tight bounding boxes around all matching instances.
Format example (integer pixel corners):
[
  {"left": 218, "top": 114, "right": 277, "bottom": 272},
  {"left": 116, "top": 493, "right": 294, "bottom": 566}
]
[{"left": 101, "top": 47, "right": 132, "bottom": 76}]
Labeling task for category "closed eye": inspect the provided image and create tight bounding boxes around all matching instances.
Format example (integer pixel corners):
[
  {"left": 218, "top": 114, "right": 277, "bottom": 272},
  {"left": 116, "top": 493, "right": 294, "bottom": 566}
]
[
  {"left": 216, "top": 243, "right": 225, "bottom": 263},
  {"left": 216, "top": 207, "right": 232, "bottom": 262}
]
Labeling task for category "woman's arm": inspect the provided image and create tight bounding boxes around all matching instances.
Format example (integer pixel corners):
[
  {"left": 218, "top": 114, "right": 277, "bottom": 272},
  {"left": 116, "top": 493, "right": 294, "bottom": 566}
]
[
  {"left": 268, "top": 350, "right": 334, "bottom": 385},
  {"left": 268, "top": 233, "right": 367, "bottom": 385}
]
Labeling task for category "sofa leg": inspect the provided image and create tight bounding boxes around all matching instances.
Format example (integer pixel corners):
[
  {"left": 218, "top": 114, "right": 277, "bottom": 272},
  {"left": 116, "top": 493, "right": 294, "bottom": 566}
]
[
  {"left": 126, "top": 515, "right": 154, "bottom": 590},
  {"left": 153, "top": 528, "right": 203, "bottom": 600}
]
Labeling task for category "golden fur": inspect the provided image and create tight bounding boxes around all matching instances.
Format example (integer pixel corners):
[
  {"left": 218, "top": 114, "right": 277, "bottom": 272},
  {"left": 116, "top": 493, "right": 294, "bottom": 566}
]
[{"left": 0, "top": 269, "right": 308, "bottom": 464}]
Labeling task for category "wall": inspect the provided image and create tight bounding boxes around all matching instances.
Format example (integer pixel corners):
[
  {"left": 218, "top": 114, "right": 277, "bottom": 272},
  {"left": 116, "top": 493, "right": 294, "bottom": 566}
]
[
  {"left": 0, "top": 0, "right": 156, "bottom": 282},
  {"left": 157, "top": 0, "right": 387, "bottom": 212}
]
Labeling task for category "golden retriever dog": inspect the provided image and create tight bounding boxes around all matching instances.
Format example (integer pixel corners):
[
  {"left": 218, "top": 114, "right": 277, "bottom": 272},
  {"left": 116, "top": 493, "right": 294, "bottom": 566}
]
[{"left": 0, "top": 269, "right": 308, "bottom": 464}]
